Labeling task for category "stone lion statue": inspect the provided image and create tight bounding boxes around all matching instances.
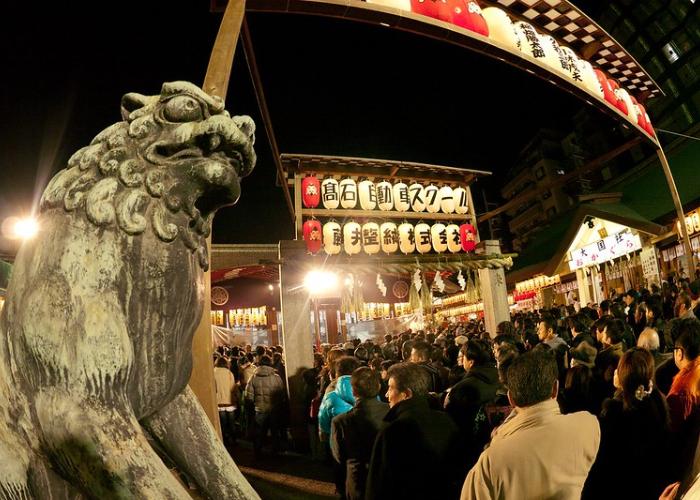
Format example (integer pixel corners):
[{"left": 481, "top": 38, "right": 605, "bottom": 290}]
[{"left": 0, "top": 81, "right": 260, "bottom": 499}]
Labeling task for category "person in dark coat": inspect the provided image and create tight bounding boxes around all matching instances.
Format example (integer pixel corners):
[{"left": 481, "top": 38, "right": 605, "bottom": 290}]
[
  {"left": 331, "top": 367, "right": 389, "bottom": 500},
  {"left": 568, "top": 314, "right": 596, "bottom": 350},
  {"left": 583, "top": 348, "right": 672, "bottom": 499},
  {"left": 365, "top": 363, "right": 461, "bottom": 500},
  {"left": 410, "top": 340, "right": 443, "bottom": 393},
  {"left": 592, "top": 318, "right": 625, "bottom": 413},
  {"left": 444, "top": 339, "right": 499, "bottom": 471}
]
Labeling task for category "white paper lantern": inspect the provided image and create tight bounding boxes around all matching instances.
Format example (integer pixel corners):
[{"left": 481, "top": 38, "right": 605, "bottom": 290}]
[
  {"left": 453, "top": 187, "right": 469, "bottom": 214},
  {"left": 514, "top": 22, "right": 547, "bottom": 64},
  {"left": 343, "top": 221, "right": 362, "bottom": 255},
  {"left": 358, "top": 179, "right": 377, "bottom": 210},
  {"left": 323, "top": 221, "right": 342, "bottom": 255},
  {"left": 446, "top": 224, "right": 462, "bottom": 253},
  {"left": 559, "top": 46, "right": 584, "bottom": 85},
  {"left": 578, "top": 60, "right": 604, "bottom": 99},
  {"left": 376, "top": 180, "right": 393, "bottom": 211},
  {"left": 393, "top": 182, "right": 410, "bottom": 212},
  {"left": 339, "top": 178, "right": 358, "bottom": 209},
  {"left": 415, "top": 222, "right": 432, "bottom": 254},
  {"left": 408, "top": 183, "right": 426, "bottom": 212},
  {"left": 538, "top": 34, "right": 569, "bottom": 76},
  {"left": 482, "top": 7, "right": 520, "bottom": 50},
  {"left": 615, "top": 87, "right": 637, "bottom": 121},
  {"left": 439, "top": 186, "right": 455, "bottom": 213},
  {"left": 424, "top": 184, "right": 441, "bottom": 213},
  {"left": 398, "top": 222, "right": 415, "bottom": 254},
  {"left": 431, "top": 223, "right": 448, "bottom": 253},
  {"left": 362, "top": 222, "right": 381, "bottom": 255},
  {"left": 380, "top": 221, "right": 398, "bottom": 254},
  {"left": 321, "top": 177, "right": 340, "bottom": 209}
]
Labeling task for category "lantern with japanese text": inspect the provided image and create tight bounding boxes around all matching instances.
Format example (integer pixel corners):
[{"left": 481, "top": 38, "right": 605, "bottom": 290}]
[
  {"left": 450, "top": 0, "right": 489, "bottom": 37},
  {"left": 514, "top": 22, "right": 547, "bottom": 65},
  {"left": 380, "top": 221, "right": 398, "bottom": 254},
  {"left": 453, "top": 187, "right": 468, "bottom": 214},
  {"left": 446, "top": 224, "right": 461, "bottom": 253},
  {"left": 393, "top": 182, "right": 410, "bottom": 211},
  {"left": 482, "top": 7, "right": 519, "bottom": 50},
  {"left": 537, "top": 34, "right": 568, "bottom": 75},
  {"left": 343, "top": 221, "right": 362, "bottom": 255},
  {"left": 431, "top": 223, "right": 448, "bottom": 253},
  {"left": 460, "top": 223, "right": 477, "bottom": 252},
  {"left": 424, "top": 184, "right": 441, "bottom": 213},
  {"left": 362, "top": 222, "right": 381, "bottom": 255},
  {"left": 633, "top": 102, "right": 649, "bottom": 132},
  {"left": 301, "top": 175, "right": 320, "bottom": 208},
  {"left": 439, "top": 186, "right": 455, "bottom": 213},
  {"left": 559, "top": 46, "right": 583, "bottom": 85},
  {"left": 398, "top": 222, "right": 415, "bottom": 254},
  {"left": 339, "top": 178, "right": 358, "bottom": 209},
  {"left": 358, "top": 179, "right": 377, "bottom": 210},
  {"left": 408, "top": 183, "right": 426, "bottom": 212},
  {"left": 323, "top": 221, "right": 342, "bottom": 255},
  {"left": 415, "top": 222, "right": 432, "bottom": 254},
  {"left": 321, "top": 177, "right": 340, "bottom": 209},
  {"left": 376, "top": 180, "right": 394, "bottom": 210},
  {"left": 303, "top": 219, "right": 322, "bottom": 253}
]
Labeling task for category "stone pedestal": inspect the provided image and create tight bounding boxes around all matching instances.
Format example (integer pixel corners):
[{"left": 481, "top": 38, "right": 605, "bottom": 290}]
[
  {"left": 476, "top": 240, "right": 510, "bottom": 338},
  {"left": 278, "top": 240, "right": 315, "bottom": 450}
]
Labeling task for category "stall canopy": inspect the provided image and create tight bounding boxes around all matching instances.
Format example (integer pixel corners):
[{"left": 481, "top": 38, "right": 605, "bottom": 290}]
[{"left": 508, "top": 197, "right": 664, "bottom": 283}]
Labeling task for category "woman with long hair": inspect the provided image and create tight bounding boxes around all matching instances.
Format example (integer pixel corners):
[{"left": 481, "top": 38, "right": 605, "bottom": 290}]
[{"left": 583, "top": 348, "right": 671, "bottom": 499}]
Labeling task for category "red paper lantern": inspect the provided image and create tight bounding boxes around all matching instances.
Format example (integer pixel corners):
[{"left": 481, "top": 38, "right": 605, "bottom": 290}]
[
  {"left": 303, "top": 219, "right": 322, "bottom": 254},
  {"left": 607, "top": 79, "right": 629, "bottom": 116},
  {"left": 301, "top": 175, "right": 320, "bottom": 208},
  {"left": 411, "top": 0, "right": 447, "bottom": 21},
  {"left": 460, "top": 223, "right": 477, "bottom": 252},
  {"left": 594, "top": 70, "right": 616, "bottom": 107},
  {"left": 450, "top": 0, "right": 489, "bottom": 36}
]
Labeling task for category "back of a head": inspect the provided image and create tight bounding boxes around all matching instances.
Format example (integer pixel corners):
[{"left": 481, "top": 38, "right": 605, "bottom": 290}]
[
  {"left": 617, "top": 348, "right": 664, "bottom": 414},
  {"left": 255, "top": 345, "right": 266, "bottom": 357},
  {"left": 336, "top": 356, "right": 362, "bottom": 377},
  {"left": 387, "top": 362, "right": 431, "bottom": 398},
  {"left": 506, "top": 349, "right": 558, "bottom": 407},
  {"left": 676, "top": 319, "right": 700, "bottom": 361},
  {"left": 497, "top": 321, "right": 515, "bottom": 336},
  {"left": 603, "top": 317, "right": 624, "bottom": 344},
  {"left": 259, "top": 354, "right": 272, "bottom": 367},
  {"left": 637, "top": 327, "right": 660, "bottom": 351},
  {"left": 496, "top": 345, "right": 519, "bottom": 385},
  {"left": 678, "top": 292, "right": 692, "bottom": 311},
  {"left": 411, "top": 340, "right": 431, "bottom": 362},
  {"left": 351, "top": 366, "right": 381, "bottom": 400},
  {"left": 272, "top": 352, "right": 283, "bottom": 365},
  {"left": 600, "top": 299, "right": 611, "bottom": 314},
  {"left": 463, "top": 338, "right": 492, "bottom": 366},
  {"left": 215, "top": 356, "right": 229, "bottom": 368},
  {"left": 579, "top": 307, "right": 599, "bottom": 323},
  {"left": 610, "top": 302, "right": 626, "bottom": 320},
  {"left": 354, "top": 346, "right": 369, "bottom": 362},
  {"left": 567, "top": 314, "right": 588, "bottom": 335}
]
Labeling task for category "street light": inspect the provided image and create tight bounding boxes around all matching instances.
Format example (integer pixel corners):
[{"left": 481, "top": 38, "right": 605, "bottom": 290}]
[{"left": 2, "top": 216, "right": 39, "bottom": 240}]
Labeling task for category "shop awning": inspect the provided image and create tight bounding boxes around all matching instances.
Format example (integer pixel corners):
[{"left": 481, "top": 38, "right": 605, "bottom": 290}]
[{"left": 508, "top": 201, "right": 664, "bottom": 284}]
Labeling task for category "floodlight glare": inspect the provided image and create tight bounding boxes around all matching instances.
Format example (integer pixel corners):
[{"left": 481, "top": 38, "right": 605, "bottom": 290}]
[
  {"left": 304, "top": 270, "right": 338, "bottom": 295},
  {"left": 2, "top": 216, "right": 39, "bottom": 240}
]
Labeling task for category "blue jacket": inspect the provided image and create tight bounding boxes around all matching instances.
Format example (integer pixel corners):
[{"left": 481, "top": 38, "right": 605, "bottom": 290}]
[{"left": 319, "top": 375, "right": 355, "bottom": 435}]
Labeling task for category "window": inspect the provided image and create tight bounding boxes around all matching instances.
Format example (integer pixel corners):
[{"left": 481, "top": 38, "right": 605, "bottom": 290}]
[{"left": 663, "top": 42, "right": 682, "bottom": 63}]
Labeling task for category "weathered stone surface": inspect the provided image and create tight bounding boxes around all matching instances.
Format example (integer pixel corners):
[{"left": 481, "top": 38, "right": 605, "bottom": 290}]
[{"left": 0, "top": 82, "right": 260, "bottom": 499}]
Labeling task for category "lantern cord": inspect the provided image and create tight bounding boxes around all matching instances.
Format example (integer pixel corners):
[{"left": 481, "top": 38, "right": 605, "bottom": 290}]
[{"left": 656, "top": 129, "right": 700, "bottom": 142}]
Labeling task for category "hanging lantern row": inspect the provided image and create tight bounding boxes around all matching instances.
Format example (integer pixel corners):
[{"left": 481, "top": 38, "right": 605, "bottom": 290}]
[
  {"left": 361, "top": 0, "right": 655, "bottom": 138},
  {"left": 304, "top": 220, "right": 477, "bottom": 255},
  {"left": 301, "top": 175, "right": 470, "bottom": 214}
]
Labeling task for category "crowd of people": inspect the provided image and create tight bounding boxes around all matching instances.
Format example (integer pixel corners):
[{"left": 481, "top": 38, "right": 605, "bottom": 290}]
[{"left": 213, "top": 277, "right": 700, "bottom": 499}]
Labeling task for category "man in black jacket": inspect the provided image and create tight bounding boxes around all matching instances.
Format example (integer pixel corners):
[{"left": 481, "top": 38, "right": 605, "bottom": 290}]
[
  {"left": 410, "top": 340, "right": 443, "bottom": 393},
  {"left": 444, "top": 339, "right": 500, "bottom": 471},
  {"left": 331, "top": 367, "right": 388, "bottom": 500},
  {"left": 365, "top": 363, "right": 460, "bottom": 500}
]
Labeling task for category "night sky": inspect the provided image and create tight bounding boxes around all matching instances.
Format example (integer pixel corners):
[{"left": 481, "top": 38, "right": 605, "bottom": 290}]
[{"left": 1, "top": 0, "right": 613, "bottom": 251}]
